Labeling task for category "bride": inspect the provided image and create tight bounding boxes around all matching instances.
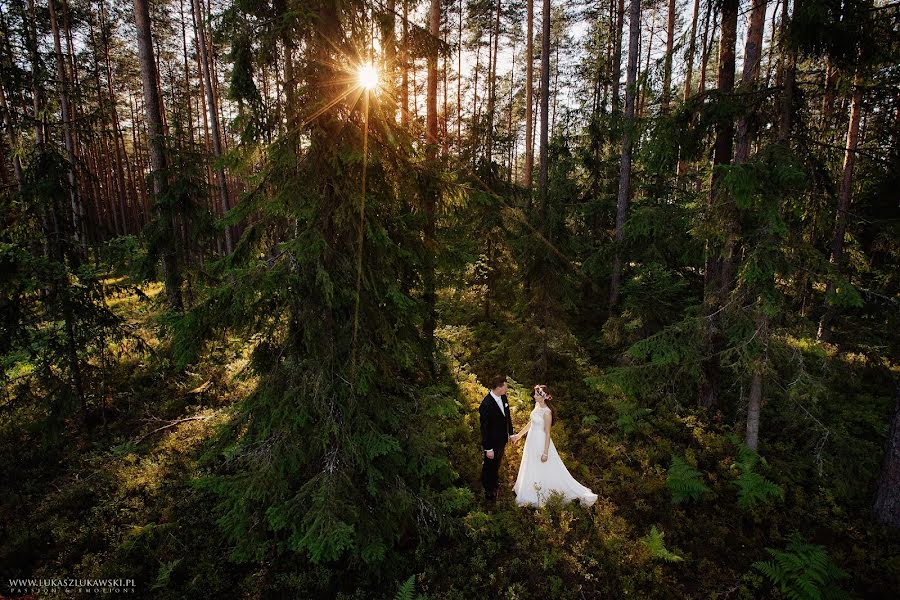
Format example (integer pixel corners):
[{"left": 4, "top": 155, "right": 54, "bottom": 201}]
[{"left": 511, "top": 384, "right": 598, "bottom": 508}]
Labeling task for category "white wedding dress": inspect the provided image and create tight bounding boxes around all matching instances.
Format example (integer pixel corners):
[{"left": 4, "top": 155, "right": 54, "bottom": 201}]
[{"left": 513, "top": 405, "right": 598, "bottom": 508}]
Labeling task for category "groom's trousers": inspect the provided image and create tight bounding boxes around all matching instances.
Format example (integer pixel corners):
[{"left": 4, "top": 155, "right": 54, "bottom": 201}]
[{"left": 481, "top": 444, "right": 506, "bottom": 499}]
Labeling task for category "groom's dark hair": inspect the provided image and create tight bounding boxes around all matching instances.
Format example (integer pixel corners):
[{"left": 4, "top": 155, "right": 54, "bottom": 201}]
[{"left": 488, "top": 375, "right": 507, "bottom": 390}]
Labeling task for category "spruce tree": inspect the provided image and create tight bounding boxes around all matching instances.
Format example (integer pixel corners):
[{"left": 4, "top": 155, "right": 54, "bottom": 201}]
[{"left": 171, "top": 1, "right": 454, "bottom": 578}]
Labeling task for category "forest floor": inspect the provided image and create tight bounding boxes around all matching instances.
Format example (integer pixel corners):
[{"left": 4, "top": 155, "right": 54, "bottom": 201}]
[
  {"left": 1, "top": 279, "right": 260, "bottom": 596},
  {"left": 2, "top": 278, "right": 898, "bottom": 599}
]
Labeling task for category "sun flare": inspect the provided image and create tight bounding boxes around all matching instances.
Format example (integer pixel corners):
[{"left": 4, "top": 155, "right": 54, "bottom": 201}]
[{"left": 357, "top": 63, "right": 379, "bottom": 91}]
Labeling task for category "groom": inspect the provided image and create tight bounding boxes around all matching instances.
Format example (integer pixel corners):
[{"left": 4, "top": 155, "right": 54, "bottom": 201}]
[{"left": 479, "top": 375, "right": 514, "bottom": 502}]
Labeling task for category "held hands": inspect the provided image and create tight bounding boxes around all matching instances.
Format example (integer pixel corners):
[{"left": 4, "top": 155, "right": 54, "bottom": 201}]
[{"left": 485, "top": 449, "right": 495, "bottom": 459}]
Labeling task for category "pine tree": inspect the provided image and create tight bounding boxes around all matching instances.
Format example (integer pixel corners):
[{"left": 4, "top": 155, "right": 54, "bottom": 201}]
[{"left": 133, "top": 0, "right": 183, "bottom": 311}]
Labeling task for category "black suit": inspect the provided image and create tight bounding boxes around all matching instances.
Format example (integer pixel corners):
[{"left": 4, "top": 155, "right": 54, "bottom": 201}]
[{"left": 479, "top": 392, "right": 514, "bottom": 500}]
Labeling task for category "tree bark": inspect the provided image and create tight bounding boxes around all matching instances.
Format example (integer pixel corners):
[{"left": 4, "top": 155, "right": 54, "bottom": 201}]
[
  {"left": 0, "top": 7, "right": 24, "bottom": 170},
  {"left": 401, "top": 0, "right": 409, "bottom": 127},
  {"left": 457, "top": 0, "right": 463, "bottom": 146},
  {"left": 661, "top": 0, "right": 676, "bottom": 111},
  {"left": 189, "top": 2, "right": 219, "bottom": 254},
  {"left": 609, "top": 0, "right": 640, "bottom": 312},
  {"left": 698, "top": 4, "right": 715, "bottom": 96},
  {"left": 486, "top": 0, "right": 501, "bottom": 166},
  {"left": 818, "top": 72, "right": 863, "bottom": 343},
  {"left": 676, "top": 0, "right": 701, "bottom": 179},
  {"left": 192, "top": 0, "right": 233, "bottom": 254},
  {"left": 129, "top": 94, "right": 151, "bottom": 226},
  {"left": 24, "top": 0, "right": 52, "bottom": 259},
  {"left": 98, "top": 2, "right": 132, "bottom": 236},
  {"left": 179, "top": 0, "right": 194, "bottom": 145},
  {"left": 282, "top": 19, "right": 297, "bottom": 131},
  {"left": 382, "top": 0, "right": 396, "bottom": 122},
  {"left": 822, "top": 59, "right": 836, "bottom": 133},
  {"left": 508, "top": 36, "right": 516, "bottom": 180},
  {"left": 611, "top": 0, "right": 625, "bottom": 113},
  {"left": 49, "top": 0, "right": 87, "bottom": 258},
  {"left": 442, "top": 7, "right": 449, "bottom": 157},
  {"left": 745, "top": 0, "right": 788, "bottom": 452},
  {"left": 874, "top": 384, "right": 900, "bottom": 529},
  {"left": 133, "top": 0, "right": 183, "bottom": 311},
  {"left": 551, "top": 13, "right": 560, "bottom": 131},
  {"left": 423, "top": 0, "right": 440, "bottom": 374},
  {"left": 683, "top": 0, "right": 700, "bottom": 102},
  {"left": 523, "top": 0, "right": 534, "bottom": 188},
  {"left": 745, "top": 309, "right": 768, "bottom": 450},
  {"left": 698, "top": 0, "right": 738, "bottom": 409},
  {"left": 0, "top": 4, "right": 24, "bottom": 192},
  {"left": 778, "top": 0, "right": 797, "bottom": 142},
  {"left": 538, "top": 0, "right": 551, "bottom": 222},
  {"left": 0, "top": 78, "right": 23, "bottom": 191},
  {"left": 734, "top": 0, "right": 768, "bottom": 164},
  {"left": 472, "top": 44, "right": 481, "bottom": 167}
]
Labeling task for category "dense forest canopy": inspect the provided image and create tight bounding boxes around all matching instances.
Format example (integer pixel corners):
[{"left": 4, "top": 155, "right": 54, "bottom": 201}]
[{"left": 1, "top": 0, "right": 898, "bottom": 597}]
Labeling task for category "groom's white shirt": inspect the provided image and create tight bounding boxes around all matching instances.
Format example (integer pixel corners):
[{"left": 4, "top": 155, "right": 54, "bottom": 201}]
[
  {"left": 490, "top": 390, "right": 505, "bottom": 416},
  {"left": 485, "top": 390, "right": 509, "bottom": 454}
]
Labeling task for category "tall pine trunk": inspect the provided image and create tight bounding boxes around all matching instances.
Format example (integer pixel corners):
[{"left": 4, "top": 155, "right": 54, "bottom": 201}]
[
  {"left": 611, "top": 0, "right": 624, "bottom": 113},
  {"left": 98, "top": 2, "right": 132, "bottom": 236},
  {"left": 486, "top": 0, "right": 501, "bottom": 166},
  {"left": 25, "top": 0, "right": 52, "bottom": 259},
  {"left": 744, "top": 2, "right": 797, "bottom": 450},
  {"left": 661, "top": 0, "right": 675, "bottom": 111},
  {"left": 609, "top": 0, "right": 640, "bottom": 312},
  {"left": 677, "top": 0, "right": 701, "bottom": 179},
  {"left": 538, "top": 0, "right": 551, "bottom": 221},
  {"left": 523, "top": 0, "right": 534, "bottom": 188},
  {"left": 423, "top": 0, "right": 440, "bottom": 374},
  {"left": 699, "top": 0, "right": 738, "bottom": 409},
  {"left": 281, "top": 10, "right": 297, "bottom": 131},
  {"left": 457, "top": 0, "right": 463, "bottom": 146},
  {"left": 49, "top": 0, "right": 86, "bottom": 259},
  {"left": 818, "top": 71, "right": 863, "bottom": 343},
  {"left": 734, "top": 0, "right": 767, "bottom": 164},
  {"left": 0, "top": 7, "right": 23, "bottom": 192},
  {"left": 874, "top": 384, "right": 900, "bottom": 529},
  {"left": 192, "top": 0, "right": 232, "bottom": 254},
  {"left": 133, "top": 0, "right": 183, "bottom": 311},
  {"left": 382, "top": 0, "right": 396, "bottom": 122},
  {"left": 0, "top": 79, "right": 23, "bottom": 191},
  {"left": 402, "top": 0, "right": 409, "bottom": 127},
  {"left": 637, "top": 5, "right": 655, "bottom": 118},
  {"left": 698, "top": 5, "right": 715, "bottom": 96},
  {"left": 683, "top": 0, "right": 699, "bottom": 102}
]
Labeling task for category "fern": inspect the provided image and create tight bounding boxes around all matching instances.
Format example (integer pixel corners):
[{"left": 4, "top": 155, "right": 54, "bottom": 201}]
[
  {"left": 732, "top": 445, "right": 783, "bottom": 509},
  {"left": 753, "top": 533, "right": 849, "bottom": 600},
  {"left": 151, "top": 559, "right": 181, "bottom": 590},
  {"left": 612, "top": 397, "right": 652, "bottom": 434},
  {"left": 666, "top": 455, "right": 709, "bottom": 504},
  {"left": 642, "top": 526, "right": 684, "bottom": 562},
  {"left": 394, "top": 575, "right": 426, "bottom": 600}
]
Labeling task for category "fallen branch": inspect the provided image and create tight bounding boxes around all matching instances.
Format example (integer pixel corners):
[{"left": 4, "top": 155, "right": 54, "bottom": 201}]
[{"left": 135, "top": 416, "right": 212, "bottom": 444}]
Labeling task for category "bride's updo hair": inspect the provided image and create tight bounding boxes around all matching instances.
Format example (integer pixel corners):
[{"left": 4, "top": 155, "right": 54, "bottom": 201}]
[{"left": 531, "top": 384, "right": 556, "bottom": 424}]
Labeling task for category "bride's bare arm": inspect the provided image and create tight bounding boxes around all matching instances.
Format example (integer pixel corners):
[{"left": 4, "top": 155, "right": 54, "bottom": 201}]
[
  {"left": 541, "top": 410, "right": 552, "bottom": 461},
  {"left": 512, "top": 421, "right": 531, "bottom": 441}
]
